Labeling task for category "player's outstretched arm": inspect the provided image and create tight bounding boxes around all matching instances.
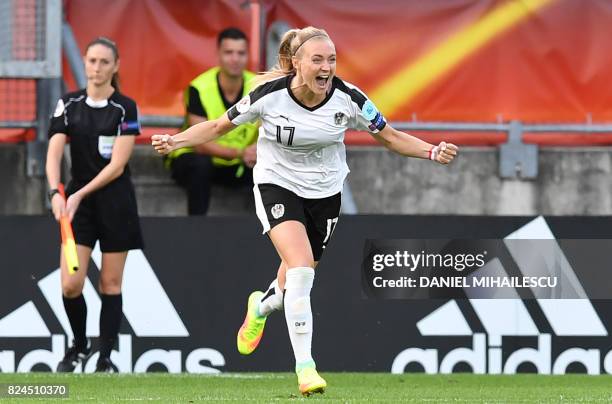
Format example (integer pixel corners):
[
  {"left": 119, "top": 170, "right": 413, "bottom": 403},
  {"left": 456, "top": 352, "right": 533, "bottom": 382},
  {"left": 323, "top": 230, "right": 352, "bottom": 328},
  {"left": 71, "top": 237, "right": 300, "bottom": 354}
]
[
  {"left": 373, "top": 124, "right": 458, "bottom": 164},
  {"left": 152, "top": 113, "right": 236, "bottom": 155}
]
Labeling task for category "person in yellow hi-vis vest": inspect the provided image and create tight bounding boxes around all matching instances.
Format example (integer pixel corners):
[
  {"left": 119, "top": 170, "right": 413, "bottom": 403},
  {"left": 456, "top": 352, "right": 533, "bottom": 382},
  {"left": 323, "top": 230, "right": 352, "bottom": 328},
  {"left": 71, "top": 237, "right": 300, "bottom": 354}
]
[{"left": 165, "top": 28, "right": 258, "bottom": 215}]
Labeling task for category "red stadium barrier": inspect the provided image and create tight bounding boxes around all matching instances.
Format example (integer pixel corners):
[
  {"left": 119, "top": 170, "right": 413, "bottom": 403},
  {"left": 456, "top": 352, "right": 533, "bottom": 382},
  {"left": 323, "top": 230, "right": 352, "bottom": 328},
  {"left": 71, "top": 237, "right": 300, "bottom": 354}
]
[
  {"left": 0, "top": 129, "right": 35, "bottom": 143},
  {"left": 346, "top": 131, "right": 507, "bottom": 147},
  {"left": 523, "top": 133, "right": 612, "bottom": 146}
]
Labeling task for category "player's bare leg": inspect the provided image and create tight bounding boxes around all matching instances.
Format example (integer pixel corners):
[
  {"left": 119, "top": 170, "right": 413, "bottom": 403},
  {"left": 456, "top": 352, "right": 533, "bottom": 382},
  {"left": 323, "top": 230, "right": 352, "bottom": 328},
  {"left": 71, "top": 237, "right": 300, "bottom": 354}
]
[
  {"left": 240, "top": 257, "right": 321, "bottom": 351},
  {"left": 269, "top": 221, "right": 326, "bottom": 396},
  {"left": 238, "top": 220, "right": 313, "bottom": 353}
]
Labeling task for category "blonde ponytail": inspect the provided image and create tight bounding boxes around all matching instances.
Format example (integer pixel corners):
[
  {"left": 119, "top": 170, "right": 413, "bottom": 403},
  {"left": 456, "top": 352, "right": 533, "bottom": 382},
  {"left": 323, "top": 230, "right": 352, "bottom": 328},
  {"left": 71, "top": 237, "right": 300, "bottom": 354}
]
[{"left": 251, "top": 26, "right": 330, "bottom": 89}]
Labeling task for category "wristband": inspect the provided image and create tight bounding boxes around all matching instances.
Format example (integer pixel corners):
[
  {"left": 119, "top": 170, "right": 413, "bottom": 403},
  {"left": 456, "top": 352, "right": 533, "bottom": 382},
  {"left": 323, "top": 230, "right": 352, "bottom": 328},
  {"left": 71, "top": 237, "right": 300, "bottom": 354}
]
[
  {"left": 429, "top": 141, "right": 446, "bottom": 161},
  {"left": 47, "top": 188, "right": 60, "bottom": 201},
  {"left": 428, "top": 146, "right": 438, "bottom": 161}
]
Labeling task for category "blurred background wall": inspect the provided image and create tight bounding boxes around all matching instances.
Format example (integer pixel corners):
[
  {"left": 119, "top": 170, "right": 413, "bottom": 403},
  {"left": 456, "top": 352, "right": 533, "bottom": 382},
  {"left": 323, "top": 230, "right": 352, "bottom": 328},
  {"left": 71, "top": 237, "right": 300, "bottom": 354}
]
[{"left": 2, "top": 0, "right": 612, "bottom": 215}]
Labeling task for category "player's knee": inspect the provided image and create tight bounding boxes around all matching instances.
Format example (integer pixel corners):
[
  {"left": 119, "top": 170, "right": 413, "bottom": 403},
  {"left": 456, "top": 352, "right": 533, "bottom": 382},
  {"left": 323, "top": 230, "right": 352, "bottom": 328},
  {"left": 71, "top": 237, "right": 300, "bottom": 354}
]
[
  {"left": 286, "top": 260, "right": 315, "bottom": 270},
  {"left": 281, "top": 248, "right": 315, "bottom": 270},
  {"left": 285, "top": 254, "right": 315, "bottom": 269}
]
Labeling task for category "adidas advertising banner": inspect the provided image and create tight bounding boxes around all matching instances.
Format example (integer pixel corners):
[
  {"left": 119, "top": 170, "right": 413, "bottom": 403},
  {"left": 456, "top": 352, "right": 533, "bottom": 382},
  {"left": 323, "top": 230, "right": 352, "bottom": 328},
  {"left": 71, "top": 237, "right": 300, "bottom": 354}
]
[{"left": 1, "top": 215, "right": 611, "bottom": 374}]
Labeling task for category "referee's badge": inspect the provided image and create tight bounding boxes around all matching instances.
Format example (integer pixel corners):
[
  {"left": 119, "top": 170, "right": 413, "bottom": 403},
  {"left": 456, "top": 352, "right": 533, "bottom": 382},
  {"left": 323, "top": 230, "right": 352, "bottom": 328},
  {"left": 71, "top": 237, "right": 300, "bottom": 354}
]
[
  {"left": 98, "top": 135, "right": 116, "bottom": 159},
  {"left": 334, "top": 112, "right": 347, "bottom": 125},
  {"left": 271, "top": 203, "right": 285, "bottom": 219}
]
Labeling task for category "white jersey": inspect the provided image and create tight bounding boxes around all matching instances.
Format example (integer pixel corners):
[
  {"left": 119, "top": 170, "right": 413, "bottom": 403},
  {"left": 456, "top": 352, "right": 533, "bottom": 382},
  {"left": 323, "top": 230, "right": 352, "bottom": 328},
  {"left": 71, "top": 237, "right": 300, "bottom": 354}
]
[{"left": 228, "top": 75, "right": 387, "bottom": 199}]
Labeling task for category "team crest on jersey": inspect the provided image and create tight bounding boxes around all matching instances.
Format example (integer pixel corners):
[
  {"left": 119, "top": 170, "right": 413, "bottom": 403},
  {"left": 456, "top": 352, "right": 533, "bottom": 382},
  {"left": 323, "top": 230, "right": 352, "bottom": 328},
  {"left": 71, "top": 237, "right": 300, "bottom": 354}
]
[
  {"left": 271, "top": 203, "right": 285, "bottom": 219},
  {"left": 334, "top": 112, "right": 348, "bottom": 125},
  {"left": 236, "top": 96, "right": 251, "bottom": 113}
]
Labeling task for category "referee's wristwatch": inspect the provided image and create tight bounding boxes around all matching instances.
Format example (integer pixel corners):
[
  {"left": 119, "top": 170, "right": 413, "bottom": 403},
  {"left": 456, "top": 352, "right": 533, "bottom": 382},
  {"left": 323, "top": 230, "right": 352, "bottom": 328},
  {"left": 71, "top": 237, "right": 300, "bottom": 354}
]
[{"left": 47, "top": 188, "right": 60, "bottom": 201}]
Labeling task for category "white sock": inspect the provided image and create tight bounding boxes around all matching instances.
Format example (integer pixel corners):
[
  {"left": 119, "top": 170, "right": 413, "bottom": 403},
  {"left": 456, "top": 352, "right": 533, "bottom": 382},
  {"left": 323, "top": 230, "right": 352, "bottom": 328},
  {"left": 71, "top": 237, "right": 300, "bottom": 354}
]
[
  {"left": 257, "top": 279, "right": 284, "bottom": 317},
  {"left": 284, "top": 266, "right": 315, "bottom": 367}
]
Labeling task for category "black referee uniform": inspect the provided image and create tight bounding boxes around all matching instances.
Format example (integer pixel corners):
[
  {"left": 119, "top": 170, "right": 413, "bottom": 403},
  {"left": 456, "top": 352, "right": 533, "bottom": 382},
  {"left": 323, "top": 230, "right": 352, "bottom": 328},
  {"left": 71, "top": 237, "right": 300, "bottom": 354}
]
[
  {"left": 49, "top": 89, "right": 143, "bottom": 252},
  {"left": 49, "top": 89, "right": 143, "bottom": 373}
]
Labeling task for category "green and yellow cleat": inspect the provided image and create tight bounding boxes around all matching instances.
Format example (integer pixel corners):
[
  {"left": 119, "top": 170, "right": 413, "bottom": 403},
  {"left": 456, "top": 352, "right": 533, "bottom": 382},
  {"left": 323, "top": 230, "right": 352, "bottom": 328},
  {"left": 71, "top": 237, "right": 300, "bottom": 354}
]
[
  {"left": 237, "top": 291, "right": 267, "bottom": 355},
  {"left": 297, "top": 367, "right": 327, "bottom": 397}
]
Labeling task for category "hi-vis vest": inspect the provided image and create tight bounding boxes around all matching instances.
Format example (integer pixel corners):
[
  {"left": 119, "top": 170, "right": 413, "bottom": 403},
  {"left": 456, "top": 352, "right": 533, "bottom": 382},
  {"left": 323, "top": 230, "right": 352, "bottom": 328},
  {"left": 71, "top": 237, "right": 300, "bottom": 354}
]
[{"left": 166, "top": 67, "right": 258, "bottom": 170}]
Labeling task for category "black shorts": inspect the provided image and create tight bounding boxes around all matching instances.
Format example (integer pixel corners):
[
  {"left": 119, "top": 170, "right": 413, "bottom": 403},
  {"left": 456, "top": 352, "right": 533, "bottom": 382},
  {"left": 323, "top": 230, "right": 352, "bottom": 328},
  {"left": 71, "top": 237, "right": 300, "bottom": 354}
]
[
  {"left": 253, "top": 183, "right": 341, "bottom": 261},
  {"left": 67, "top": 177, "right": 144, "bottom": 253}
]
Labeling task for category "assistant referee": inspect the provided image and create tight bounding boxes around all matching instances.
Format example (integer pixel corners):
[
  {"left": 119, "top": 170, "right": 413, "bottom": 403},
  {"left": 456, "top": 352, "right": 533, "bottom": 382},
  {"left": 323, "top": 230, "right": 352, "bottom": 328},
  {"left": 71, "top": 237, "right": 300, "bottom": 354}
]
[{"left": 45, "top": 37, "right": 143, "bottom": 373}]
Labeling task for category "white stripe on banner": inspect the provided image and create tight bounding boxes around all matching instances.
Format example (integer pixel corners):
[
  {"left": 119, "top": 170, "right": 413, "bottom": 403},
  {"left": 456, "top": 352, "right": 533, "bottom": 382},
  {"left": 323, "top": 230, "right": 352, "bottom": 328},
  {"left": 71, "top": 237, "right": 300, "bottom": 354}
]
[
  {"left": 469, "top": 299, "right": 539, "bottom": 346},
  {"left": 0, "top": 301, "right": 50, "bottom": 337},
  {"left": 417, "top": 300, "right": 472, "bottom": 336},
  {"left": 467, "top": 257, "right": 539, "bottom": 346},
  {"left": 505, "top": 216, "right": 607, "bottom": 337},
  {"left": 465, "top": 258, "right": 521, "bottom": 299},
  {"left": 538, "top": 299, "right": 607, "bottom": 336},
  {"left": 91, "top": 243, "right": 189, "bottom": 337}
]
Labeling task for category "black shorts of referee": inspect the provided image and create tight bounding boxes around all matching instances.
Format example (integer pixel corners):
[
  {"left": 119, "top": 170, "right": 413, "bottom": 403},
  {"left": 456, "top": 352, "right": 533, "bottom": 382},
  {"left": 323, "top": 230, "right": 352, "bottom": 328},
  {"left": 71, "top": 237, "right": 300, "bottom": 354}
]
[{"left": 67, "top": 176, "right": 143, "bottom": 252}]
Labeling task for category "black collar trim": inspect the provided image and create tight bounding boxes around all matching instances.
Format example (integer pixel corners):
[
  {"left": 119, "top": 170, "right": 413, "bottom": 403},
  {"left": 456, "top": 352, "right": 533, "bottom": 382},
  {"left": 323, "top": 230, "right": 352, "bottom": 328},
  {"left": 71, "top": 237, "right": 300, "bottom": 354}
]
[{"left": 285, "top": 74, "right": 336, "bottom": 111}]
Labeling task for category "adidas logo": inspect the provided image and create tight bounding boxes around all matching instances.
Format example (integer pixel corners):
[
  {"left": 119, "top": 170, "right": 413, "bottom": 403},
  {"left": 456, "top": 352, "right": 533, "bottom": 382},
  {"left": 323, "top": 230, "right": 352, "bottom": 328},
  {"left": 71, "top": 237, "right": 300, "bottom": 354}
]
[
  {"left": 0, "top": 243, "right": 225, "bottom": 373},
  {"left": 391, "top": 217, "right": 612, "bottom": 375}
]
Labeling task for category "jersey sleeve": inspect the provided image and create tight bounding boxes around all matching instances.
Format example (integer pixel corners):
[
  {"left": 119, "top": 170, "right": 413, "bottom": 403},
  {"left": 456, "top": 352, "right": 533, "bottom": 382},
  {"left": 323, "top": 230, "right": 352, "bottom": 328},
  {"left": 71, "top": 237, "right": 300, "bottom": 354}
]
[
  {"left": 186, "top": 85, "right": 207, "bottom": 118},
  {"left": 347, "top": 86, "right": 387, "bottom": 134},
  {"left": 48, "top": 96, "right": 69, "bottom": 138},
  {"left": 119, "top": 99, "right": 141, "bottom": 136},
  {"left": 226, "top": 92, "right": 262, "bottom": 126}
]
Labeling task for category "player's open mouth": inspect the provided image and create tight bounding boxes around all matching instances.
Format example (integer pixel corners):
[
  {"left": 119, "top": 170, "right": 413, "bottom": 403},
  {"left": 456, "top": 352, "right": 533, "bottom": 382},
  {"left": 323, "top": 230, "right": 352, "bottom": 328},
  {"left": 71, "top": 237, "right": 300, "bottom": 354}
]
[{"left": 315, "top": 75, "right": 329, "bottom": 88}]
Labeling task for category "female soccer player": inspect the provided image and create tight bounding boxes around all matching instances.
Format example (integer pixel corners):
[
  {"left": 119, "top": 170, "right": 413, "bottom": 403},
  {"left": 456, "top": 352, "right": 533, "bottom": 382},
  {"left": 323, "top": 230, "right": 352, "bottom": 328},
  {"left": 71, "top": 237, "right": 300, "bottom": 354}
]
[
  {"left": 153, "top": 26, "right": 457, "bottom": 394},
  {"left": 46, "top": 37, "right": 143, "bottom": 373}
]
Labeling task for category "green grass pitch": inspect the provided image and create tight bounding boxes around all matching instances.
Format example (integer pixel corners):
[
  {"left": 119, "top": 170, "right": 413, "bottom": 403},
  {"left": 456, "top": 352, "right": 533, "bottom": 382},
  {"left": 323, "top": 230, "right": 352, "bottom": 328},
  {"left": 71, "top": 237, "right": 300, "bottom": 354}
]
[{"left": 0, "top": 373, "right": 611, "bottom": 403}]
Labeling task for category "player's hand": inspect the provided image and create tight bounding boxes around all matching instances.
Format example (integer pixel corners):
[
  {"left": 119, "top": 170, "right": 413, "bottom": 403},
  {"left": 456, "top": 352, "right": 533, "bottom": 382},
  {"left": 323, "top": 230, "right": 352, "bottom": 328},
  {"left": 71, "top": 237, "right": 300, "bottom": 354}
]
[
  {"left": 430, "top": 141, "right": 458, "bottom": 165},
  {"left": 151, "top": 134, "right": 175, "bottom": 155},
  {"left": 65, "top": 192, "right": 83, "bottom": 222},
  {"left": 242, "top": 144, "right": 257, "bottom": 169},
  {"left": 51, "top": 193, "right": 66, "bottom": 222}
]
